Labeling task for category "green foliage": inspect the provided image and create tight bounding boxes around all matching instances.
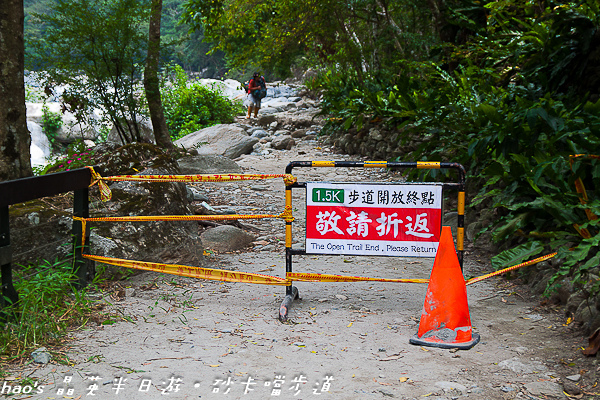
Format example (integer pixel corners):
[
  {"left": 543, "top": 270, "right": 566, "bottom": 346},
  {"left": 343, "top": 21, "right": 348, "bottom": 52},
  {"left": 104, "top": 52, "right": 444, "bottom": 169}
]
[
  {"left": 19, "top": 0, "right": 600, "bottom": 299},
  {"left": 41, "top": 105, "right": 62, "bottom": 146},
  {"left": 312, "top": 0, "right": 600, "bottom": 295},
  {"left": 24, "top": 82, "right": 45, "bottom": 103},
  {"left": 27, "top": 0, "right": 150, "bottom": 144},
  {"left": 491, "top": 242, "right": 545, "bottom": 271},
  {"left": 313, "top": 61, "right": 501, "bottom": 167},
  {"left": 161, "top": 65, "right": 243, "bottom": 140},
  {"left": 161, "top": 0, "right": 227, "bottom": 74},
  {"left": 469, "top": 0, "right": 600, "bottom": 96},
  {"left": 24, "top": 0, "right": 227, "bottom": 77},
  {"left": 181, "top": 0, "right": 437, "bottom": 78},
  {"left": 0, "top": 258, "right": 95, "bottom": 359}
]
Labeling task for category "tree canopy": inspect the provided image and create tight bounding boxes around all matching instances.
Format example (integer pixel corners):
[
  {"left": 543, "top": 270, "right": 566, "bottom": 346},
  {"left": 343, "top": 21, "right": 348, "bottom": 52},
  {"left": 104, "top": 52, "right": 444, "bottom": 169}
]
[
  {"left": 28, "top": 0, "right": 152, "bottom": 143},
  {"left": 181, "top": 0, "right": 437, "bottom": 78},
  {"left": 24, "top": 0, "right": 227, "bottom": 77}
]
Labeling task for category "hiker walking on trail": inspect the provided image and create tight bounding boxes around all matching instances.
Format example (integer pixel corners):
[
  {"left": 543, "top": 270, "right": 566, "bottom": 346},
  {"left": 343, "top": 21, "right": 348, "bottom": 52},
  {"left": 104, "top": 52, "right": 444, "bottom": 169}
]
[{"left": 245, "top": 72, "right": 266, "bottom": 119}]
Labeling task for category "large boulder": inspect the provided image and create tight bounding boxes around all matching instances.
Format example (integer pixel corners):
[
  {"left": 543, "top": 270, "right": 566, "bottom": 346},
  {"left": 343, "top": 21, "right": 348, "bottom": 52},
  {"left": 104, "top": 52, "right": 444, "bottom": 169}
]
[
  {"left": 106, "top": 117, "right": 155, "bottom": 145},
  {"left": 257, "top": 107, "right": 279, "bottom": 115},
  {"left": 271, "top": 135, "right": 295, "bottom": 150},
  {"left": 277, "top": 110, "right": 323, "bottom": 129},
  {"left": 262, "top": 98, "right": 297, "bottom": 112},
  {"left": 91, "top": 164, "right": 203, "bottom": 270},
  {"left": 200, "top": 225, "right": 256, "bottom": 252},
  {"left": 9, "top": 201, "right": 74, "bottom": 267},
  {"left": 177, "top": 154, "right": 242, "bottom": 174},
  {"left": 257, "top": 115, "right": 278, "bottom": 126},
  {"left": 88, "top": 145, "right": 204, "bottom": 273},
  {"left": 68, "top": 142, "right": 168, "bottom": 176},
  {"left": 11, "top": 143, "right": 204, "bottom": 278},
  {"left": 174, "top": 124, "right": 258, "bottom": 159},
  {"left": 256, "top": 108, "right": 323, "bottom": 130}
]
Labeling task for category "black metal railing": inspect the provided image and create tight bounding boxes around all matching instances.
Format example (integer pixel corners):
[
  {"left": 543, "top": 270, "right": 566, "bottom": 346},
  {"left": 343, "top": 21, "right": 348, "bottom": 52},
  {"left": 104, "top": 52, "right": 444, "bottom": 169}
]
[{"left": 0, "top": 167, "right": 94, "bottom": 307}]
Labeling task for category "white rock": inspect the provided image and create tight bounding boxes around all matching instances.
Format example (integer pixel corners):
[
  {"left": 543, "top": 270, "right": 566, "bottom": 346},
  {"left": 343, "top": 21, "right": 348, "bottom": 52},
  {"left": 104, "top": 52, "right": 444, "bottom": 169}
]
[
  {"left": 197, "top": 78, "right": 246, "bottom": 100},
  {"left": 28, "top": 121, "right": 51, "bottom": 167}
]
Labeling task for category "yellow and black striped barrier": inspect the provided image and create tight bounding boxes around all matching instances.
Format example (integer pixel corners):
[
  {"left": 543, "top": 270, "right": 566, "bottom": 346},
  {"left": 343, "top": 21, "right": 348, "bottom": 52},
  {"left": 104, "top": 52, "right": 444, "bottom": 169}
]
[{"left": 279, "top": 160, "right": 467, "bottom": 321}]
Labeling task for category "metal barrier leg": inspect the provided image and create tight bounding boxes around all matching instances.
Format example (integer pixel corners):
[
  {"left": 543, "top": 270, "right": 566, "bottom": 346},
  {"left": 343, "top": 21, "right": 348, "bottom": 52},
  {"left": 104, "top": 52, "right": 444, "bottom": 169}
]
[
  {"left": 279, "top": 185, "right": 300, "bottom": 322},
  {"left": 279, "top": 285, "right": 299, "bottom": 322},
  {"left": 279, "top": 244, "right": 299, "bottom": 322}
]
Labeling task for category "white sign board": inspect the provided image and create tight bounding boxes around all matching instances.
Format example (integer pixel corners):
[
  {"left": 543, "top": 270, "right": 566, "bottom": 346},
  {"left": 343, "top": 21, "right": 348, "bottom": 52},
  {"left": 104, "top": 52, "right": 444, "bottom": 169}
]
[{"left": 305, "top": 182, "right": 443, "bottom": 257}]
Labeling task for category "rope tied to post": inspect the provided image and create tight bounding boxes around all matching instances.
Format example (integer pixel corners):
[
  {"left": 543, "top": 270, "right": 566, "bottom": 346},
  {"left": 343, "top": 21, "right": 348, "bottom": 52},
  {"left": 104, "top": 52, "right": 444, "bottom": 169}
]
[
  {"left": 86, "top": 166, "right": 112, "bottom": 201},
  {"left": 279, "top": 205, "right": 295, "bottom": 222}
]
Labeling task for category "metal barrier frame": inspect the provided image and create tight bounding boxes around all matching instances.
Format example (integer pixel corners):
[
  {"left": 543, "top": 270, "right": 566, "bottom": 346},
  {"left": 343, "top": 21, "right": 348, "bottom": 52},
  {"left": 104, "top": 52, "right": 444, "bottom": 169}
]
[{"left": 279, "top": 160, "right": 466, "bottom": 321}]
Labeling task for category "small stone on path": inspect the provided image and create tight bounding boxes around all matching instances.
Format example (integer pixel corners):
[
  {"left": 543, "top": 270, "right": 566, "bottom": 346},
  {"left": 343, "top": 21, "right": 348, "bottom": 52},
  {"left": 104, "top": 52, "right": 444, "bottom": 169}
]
[
  {"left": 31, "top": 347, "right": 51, "bottom": 364},
  {"left": 524, "top": 381, "right": 564, "bottom": 398}
]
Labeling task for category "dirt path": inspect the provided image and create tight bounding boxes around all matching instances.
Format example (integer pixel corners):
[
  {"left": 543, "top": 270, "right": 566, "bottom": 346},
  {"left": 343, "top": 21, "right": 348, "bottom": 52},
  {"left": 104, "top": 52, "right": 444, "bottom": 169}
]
[{"left": 6, "top": 125, "right": 596, "bottom": 399}]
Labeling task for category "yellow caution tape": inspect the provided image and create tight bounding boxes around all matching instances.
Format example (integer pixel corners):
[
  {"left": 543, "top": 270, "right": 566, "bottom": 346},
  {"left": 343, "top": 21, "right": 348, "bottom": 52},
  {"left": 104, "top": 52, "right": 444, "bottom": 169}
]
[
  {"left": 76, "top": 247, "right": 557, "bottom": 287},
  {"left": 82, "top": 254, "right": 290, "bottom": 285},
  {"left": 289, "top": 252, "right": 558, "bottom": 285},
  {"left": 287, "top": 272, "right": 429, "bottom": 284},
  {"left": 74, "top": 207, "right": 293, "bottom": 225},
  {"left": 86, "top": 166, "right": 297, "bottom": 201},
  {"left": 465, "top": 252, "right": 557, "bottom": 286},
  {"left": 80, "top": 167, "right": 559, "bottom": 289},
  {"left": 73, "top": 205, "right": 294, "bottom": 247}
]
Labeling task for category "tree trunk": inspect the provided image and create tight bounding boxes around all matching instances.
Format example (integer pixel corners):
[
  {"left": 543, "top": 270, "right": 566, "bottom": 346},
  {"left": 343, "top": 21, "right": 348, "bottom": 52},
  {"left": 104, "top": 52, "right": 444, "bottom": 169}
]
[
  {"left": 144, "top": 0, "right": 173, "bottom": 149},
  {"left": 428, "top": 0, "right": 486, "bottom": 45},
  {"left": 0, "top": 0, "right": 32, "bottom": 181},
  {"left": 428, "top": 0, "right": 457, "bottom": 44},
  {"left": 375, "top": 0, "right": 404, "bottom": 54}
]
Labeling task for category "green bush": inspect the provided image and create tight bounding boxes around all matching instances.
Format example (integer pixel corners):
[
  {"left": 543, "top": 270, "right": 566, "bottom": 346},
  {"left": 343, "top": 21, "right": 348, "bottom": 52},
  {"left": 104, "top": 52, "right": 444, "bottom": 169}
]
[
  {"left": 161, "top": 65, "right": 244, "bottom": 140},
  {"left": 41, "top": 105, "right": 63, "bottom": 146},
  {"left": 0, "top": 258, "right": 95, "bottom": 360},
  {"left": 312, "top": 60, "right": 600, "bottom": 296}
]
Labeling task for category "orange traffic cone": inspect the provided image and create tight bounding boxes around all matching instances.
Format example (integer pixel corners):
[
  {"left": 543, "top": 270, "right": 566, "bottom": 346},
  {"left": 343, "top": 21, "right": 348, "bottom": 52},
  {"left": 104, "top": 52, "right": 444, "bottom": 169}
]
[{"left": 409, "top": 226, "right": 480, "bottom": 350}]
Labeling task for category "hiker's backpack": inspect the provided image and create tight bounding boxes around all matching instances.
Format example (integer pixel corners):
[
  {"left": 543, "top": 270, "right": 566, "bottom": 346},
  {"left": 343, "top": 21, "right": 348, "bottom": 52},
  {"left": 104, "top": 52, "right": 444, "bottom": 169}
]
[{"left": 256, "top": 77, "right": 267, "bottom": 99}]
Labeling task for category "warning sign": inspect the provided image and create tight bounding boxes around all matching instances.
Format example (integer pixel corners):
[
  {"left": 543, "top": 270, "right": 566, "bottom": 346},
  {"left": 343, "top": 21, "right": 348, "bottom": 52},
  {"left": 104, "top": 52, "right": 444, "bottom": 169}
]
[{"left": 305, "top": 182, "right": 443, "bottom": 257}]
